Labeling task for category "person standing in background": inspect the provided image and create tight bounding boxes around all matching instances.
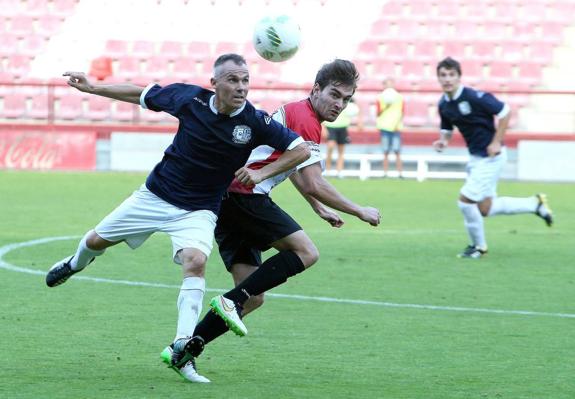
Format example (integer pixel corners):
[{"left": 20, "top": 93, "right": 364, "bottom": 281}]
[
  {"left": 376, "top": 78, "right": 404, "bottom": 178},
  {"left": 324, "top": 98, "right": 362, "bottom": 177}
]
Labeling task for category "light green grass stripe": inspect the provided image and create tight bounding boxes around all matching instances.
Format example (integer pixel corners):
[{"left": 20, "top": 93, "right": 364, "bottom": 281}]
[{"left": 2, "top": 236, "right": 574, "bottom": 320}]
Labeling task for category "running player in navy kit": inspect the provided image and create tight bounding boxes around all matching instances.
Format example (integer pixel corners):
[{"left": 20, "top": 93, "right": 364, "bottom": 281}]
[
  {"left": 45, "top": 54, "right": 310, "bottom": 383},
  {"left": 163, "top": 60, "right": 380, "bottom": 375},
  {"left": 433, "top": 57, "right": 553, "bottom": 259}
]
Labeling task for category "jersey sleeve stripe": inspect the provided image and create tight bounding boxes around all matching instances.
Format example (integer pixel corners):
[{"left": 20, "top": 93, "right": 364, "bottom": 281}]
[{"left": 140, "top": 83, "right": 157, "bottom": 109}]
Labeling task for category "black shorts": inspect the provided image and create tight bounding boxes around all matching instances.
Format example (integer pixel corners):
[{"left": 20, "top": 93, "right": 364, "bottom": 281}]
[
  {"left": 327, "top": 127, "right": 350, "bottom": 145},
  {"left": 215, "top": 193, "right": 302, "bottom": 271}
]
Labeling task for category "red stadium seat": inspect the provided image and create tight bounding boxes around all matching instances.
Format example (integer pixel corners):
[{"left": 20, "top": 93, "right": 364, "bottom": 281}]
[
  {"left": 403, "top": 99, "right": 430, "bottom": 127},
  {"left": 357, "top": 40, "right": 380, "bottom": 60},
  {"left": 159, "top": 41, "right": 184, "bottom": 60},
  {"left": 105, "top": 40, "right": 129, "bottom": 59},
  {"left": 0, "top": 33, "right": 19, "bottom": 55},
  {"left": 538, "top": 22, "right": 564, "bottom": 42},
  {"left": 172, "top": 57, "right": 197, "bottom": 82},
  {"left": 20, "top": 35, "right": 48, "bottom": 56},
  {"left": 371, "top": 60, "right": 397, "bottom": 79},
  {"left": 436, "top": 2, "right": 460, "bottom": 19},
  {"left": 470, "top": 41, "right": 495, "bottom": 60},
  {"left": 370, "top": 19, "right": 394, "bottom": 38},
  {"left": 116, "top": 56, "right": 141, "bottom": 81},
  {"left": 412, "top": 40, "right": 438, "bottom": 61},
  {"left": 52, "top": 0, "right": 79, "bottom": 17},
  {"left": 9, "top": 16, "right": 35, "bottom": 37},
  {"left": 6, "top": 55, "right": 32, "bottom": 79},
  {"left": 86, "top": 96, "right": 111, "bottom": 121},
  {"left": 452, "top": 21, "right": 478, "bottom": 39},
  {"left": 132, "top": 40, "right": 156, "bottom": 59},
  {"left": 187, "top": 42, "right": 211, "bottom": 58},
  {"left": 2, "top": 93, "right": 27, "bottom": 119},
  {"left": 56, "top": 94, "right": 84, "bottom": 120},
  {"left": 37, "top": 15, "right": 64, "bottom": 36},
  {"left": 215, "top": 42, "right": 241, "bottom": 56},
  {"left": 383, "top": 40, "right": 409, "bottom": 61},
  {"left": 111, "top": 101, "right": 139, "bottom": 122},
  {"left": 483, "top": 22, "right": 512, "bottom": 40},
  {"left": 142, "top": 56, "right": 169, "bottom": 81},
  {"left": 528, "top": 42, "right": 554, "bottom": 62},
  {"left": 439, "top": 41, "right": 467, "bottom": 59},
  {"left": 28, "top": 94, "right": 50, "bottom": 119}
]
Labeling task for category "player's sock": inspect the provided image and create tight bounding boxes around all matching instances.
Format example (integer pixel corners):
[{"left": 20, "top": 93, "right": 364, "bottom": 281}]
[
  {"left": 69, "top": 232, "right": 105, "bottom": 271},
  {"left": 175, "top": 277, "right": 205, "bottom": 341},
  {"left": 193, "top": 309, "right": 230, "bottom": 346},
  {"left": 488, "top": 196, "right": 538, "bottom": 216},
  {"left": 223, "top": 250, "right": 305, "bottom": 305},
  {"left": 458, "top": 201, "right": 487, "bottom": 249}
]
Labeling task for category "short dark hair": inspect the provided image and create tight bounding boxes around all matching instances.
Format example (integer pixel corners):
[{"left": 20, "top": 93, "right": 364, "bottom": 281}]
[
  {"left": 314, "top": 59, "right": 359, "bottom": 91},
  {"left": 214, "top": 53, "right": 247, "bottom": 68},
  {"left": 437, "top": 57, "right": 462, "bottom": 76}
]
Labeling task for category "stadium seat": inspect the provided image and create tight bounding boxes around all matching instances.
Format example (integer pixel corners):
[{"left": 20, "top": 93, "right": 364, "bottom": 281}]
[
  {"left": 528, "top": 42, "right": 553, "bottom": 62},
  {"left": 89, "top": 56, "right": 113, "bottom": 81},
  {"left": 452, "top": 21, "right": 478, "bottom": 39},
  {"left": 215, "top": 42, "right": 241, "bottom": 56},
  {"left": 111, "top": 100, "right": 139, "bottom": 123},
  {"left": 159, "top": 41, "right": 184, "bottom": 60},
  {"left": 104, "top": 40, "right": 129, "bottom": 59},
  {"left": 538, "top": 22, "right": 564, "bottom": 42},
  {"left": 439, "top": 41, "right": 467, "bottom": 59},
  {"left": 19, "top": 35, "right": 48, "bottom": 56},
  {"left": 56, "top": 94, "right": 84, "bottom": 120},
  {"left": 435, "top": 2, "right": 460, "bottom": 19},
  {"left": 86, "top": 96, "right": 111, "bottom": 121},
  {"left": 37, "top": 15, "right": 64, "bottom": 36},
  {"left": 483, "top": 22, "right": 512, "bottom": 41},
  {"left": 470, "top": 41, "right": 495, "bottom": 60},
  {"left": 2, "top": 92, "right": 27, "bottom": 119},
  {"left": 143, "top": 56, "right": 170, "bottom": 81},
  {"left": 172, "top": 57, "right": 197, "bottom": 82},
  {"left": 518, "top": 61, "right": 543, "bottom": 86},
  {"left": 187, "top": 42, "right": 212, "bottom": 59},
  {"left": 370, "top": 60, "right": 397, "bottom": 79},
  {"left": 132, "top": 40, "right": 156, "bottom": 59},
  {"left": 116, "top": 56, "right": 142, "bottom": 81},
  {"left": 403, "top": 99, "right": 430, "bottom": 127},
  {"left": 51, "top": 0, "right": 79, "bottom": 17},
  {"left": 370, "top": 19, "right": 394, "bottom": 38},
  {"left": 411, "top": 40, "right": 438, "bottom": 61},
  {"left": 6, "top": 55, "right": 32, "bottom": 79},
  {"left": 383, "top": 40, "right": 409, "bottom": 61},
  {"left": 28, "top": 94, "right": 50, "bottom": 119},
  {"left": 0, "top": 33, "right": 19, "bottom": 55},
  {"left": 357, "top": 40, "right": 380, "bottom": 60},
  {"left": 9, "top": 15, "right": 35, "bottom": 38}
]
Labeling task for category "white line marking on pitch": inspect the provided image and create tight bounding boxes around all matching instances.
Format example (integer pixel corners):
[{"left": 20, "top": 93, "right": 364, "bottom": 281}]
[{"left": 1, "top": 236, "right": 574, "bottom": 320}]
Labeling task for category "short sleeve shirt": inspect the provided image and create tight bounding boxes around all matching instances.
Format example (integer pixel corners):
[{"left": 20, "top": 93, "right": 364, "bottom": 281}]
[{"left": 141, "top": 83, "right": 302, "bottom": 213}]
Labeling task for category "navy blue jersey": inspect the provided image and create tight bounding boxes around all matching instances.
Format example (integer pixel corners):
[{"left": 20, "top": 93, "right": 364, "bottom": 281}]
[
  {"left": 438, "top": 86, "right": 508, "bottom": 157},
  {"left": 141, "top": 83, "right": 302, "bottom": 213}
]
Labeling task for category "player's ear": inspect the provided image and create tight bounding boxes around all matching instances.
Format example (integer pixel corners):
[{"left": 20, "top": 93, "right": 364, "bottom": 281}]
[{"left": 210, "top": 77, "right": 217, "bottom": 88}]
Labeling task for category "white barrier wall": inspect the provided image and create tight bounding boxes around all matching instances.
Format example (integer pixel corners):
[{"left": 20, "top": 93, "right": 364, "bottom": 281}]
[
  {"left": 110, "top": 132, "right": 174, "bottom": 171},
  {"left": 518, "top": 140, "right": 575, "bottom": 182}
]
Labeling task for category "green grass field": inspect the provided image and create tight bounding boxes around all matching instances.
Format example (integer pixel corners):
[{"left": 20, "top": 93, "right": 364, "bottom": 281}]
[{"left": 1, "top": 171, "right": 574, "bottom": 399}]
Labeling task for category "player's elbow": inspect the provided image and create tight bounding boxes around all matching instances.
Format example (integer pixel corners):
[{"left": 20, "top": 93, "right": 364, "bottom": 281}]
[{"left": 293, "top": 142, "right": 311, "bottom": 163}]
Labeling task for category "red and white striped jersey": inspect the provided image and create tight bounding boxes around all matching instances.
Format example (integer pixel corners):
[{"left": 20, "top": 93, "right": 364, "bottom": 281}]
[{"left": 228, "top": 98, "right": 323, "bottom": 195}]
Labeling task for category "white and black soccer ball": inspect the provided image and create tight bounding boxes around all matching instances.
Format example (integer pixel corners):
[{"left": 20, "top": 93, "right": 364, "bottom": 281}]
[{"left": 253, "top": 15, "right": 301, "bottom": 63}]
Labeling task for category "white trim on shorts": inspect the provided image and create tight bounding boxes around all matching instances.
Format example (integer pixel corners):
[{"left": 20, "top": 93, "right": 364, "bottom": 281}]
[
  {"left": 460, "top": 147, "right": 507, "bottom": 202},
  {"left": 94, "top": 185, "right": 217, "bottom": 264}
]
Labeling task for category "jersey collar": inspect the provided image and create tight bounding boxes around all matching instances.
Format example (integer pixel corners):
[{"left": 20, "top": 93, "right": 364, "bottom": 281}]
[
  {"left": 443, "top": 85, "right": 464, "bottom": 102},
  {"left": 209, "top": 95, "right": 246, "bottom": 117}
]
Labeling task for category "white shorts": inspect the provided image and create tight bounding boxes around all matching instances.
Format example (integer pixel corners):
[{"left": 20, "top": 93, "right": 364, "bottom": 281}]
[
  {"left": 460, "top": 147, "right": 507, "bottom": 202},
  {"left": 94, "top": 185, "right": 217, "bottom": 264}
]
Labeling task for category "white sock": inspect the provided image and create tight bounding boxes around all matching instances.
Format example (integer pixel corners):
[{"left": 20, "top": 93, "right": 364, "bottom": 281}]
[
  {"left": 70, "top": 232, "right": 105, "bottom": 271},
  {"left": 458, "top": 201, "right": 487, "bottom": 249},
  {"left": 175, "top": 276, "right": 205, "bottom": 341},
  {"left": 488, "top": 196, "right": 538, "bottom": 216}
]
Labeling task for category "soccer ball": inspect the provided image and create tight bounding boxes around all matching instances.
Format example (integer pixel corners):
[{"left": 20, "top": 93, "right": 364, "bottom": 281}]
[{"left": 253, "top": 15, "right": 301, "bottom": 63}]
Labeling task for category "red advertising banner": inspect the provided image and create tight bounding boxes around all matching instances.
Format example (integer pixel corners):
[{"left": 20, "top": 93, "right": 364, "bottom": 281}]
[{"left": 0, "top": 130, "right": 96, "bottom": 170}]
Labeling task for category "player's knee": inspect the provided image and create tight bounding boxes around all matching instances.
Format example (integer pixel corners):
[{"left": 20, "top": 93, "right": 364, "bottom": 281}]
[
  {"left": 86, "top": 231, "right": 113, "bottom": 251},
  {"left": 296, "top": 243, "right": 319, "bottom": 268},
  {"left": 179, "top": 249, "right": 207, "bottom": 276}
]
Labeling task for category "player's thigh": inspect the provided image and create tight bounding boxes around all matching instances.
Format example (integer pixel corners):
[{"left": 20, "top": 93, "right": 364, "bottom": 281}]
[
  {"left": 162, "top": 209, "right": 217, "bottom": 264},
  {"left": 94, "top": 185, "right": 168, "bottom": 250},
  {"left": 461, "top": 150, "right": 507, "bottom": 202},
  {"left": 391, "top": 132, "right": 401, "bottom": 152}
]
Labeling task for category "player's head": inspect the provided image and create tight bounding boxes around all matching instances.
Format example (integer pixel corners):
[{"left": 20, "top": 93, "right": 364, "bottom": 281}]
[
  {"left": 310, "top": 59, "right": 359, "bottom": 122},
  {"left": 436, "top": 57, "right": 462, "bottom": 96},
  {"left": 211, "top": 53, "right": 249, "bottom": 115},
  {"left": 384, "top": 77, "right": 395, "bottom": 88}
]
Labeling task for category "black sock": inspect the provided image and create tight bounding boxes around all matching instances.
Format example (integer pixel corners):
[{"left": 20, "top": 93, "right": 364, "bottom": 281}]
[
  {"left": 193, "top": 310, "right": 230, "bottom": 347},
  {"left": 223, "top": 250, "right": 305, "bottom": 305}
]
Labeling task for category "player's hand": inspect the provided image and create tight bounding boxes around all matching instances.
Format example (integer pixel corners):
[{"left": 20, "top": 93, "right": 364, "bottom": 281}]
[
  {"left": 316, "top": 207, "right": 344, "bottom": 228},
  {"left": 234, "top": 166, "right": 262, "bottom": 188},
  {"left": 433, "top": 139, "right": 448, "bottom": 152},
  {"left": 63, "top": 71, "right": 93, "bottom": 93},
  {"left": 358, "top": 207, "right": 381, "bottom": 226},
  {"left": 487, "top": 141, "right": 502, "bottom": 157}
]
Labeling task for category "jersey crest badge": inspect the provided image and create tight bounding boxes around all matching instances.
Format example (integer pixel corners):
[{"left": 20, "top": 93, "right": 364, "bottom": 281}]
[
  {"left": 232, "top": 125, "right": 252, "bottom": 144},
  {"left": 458, "top": 101, "right": 472, "bottom": 115}
]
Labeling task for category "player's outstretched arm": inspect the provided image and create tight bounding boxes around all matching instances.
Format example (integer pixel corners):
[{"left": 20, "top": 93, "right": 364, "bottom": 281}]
[
  {"left": 63, "top": 71, "right": 143, "bottom": 104},
  {"left": 234, "top": 142, "right": 310, "bottom": 187},
  {"left": 291, "top": 163, "right": 380, "bottom": 226},
  {"left": 289, "top": 174, "right": 344, "bottom": 227}
]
